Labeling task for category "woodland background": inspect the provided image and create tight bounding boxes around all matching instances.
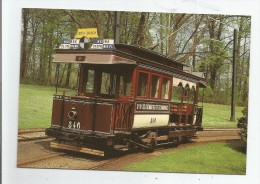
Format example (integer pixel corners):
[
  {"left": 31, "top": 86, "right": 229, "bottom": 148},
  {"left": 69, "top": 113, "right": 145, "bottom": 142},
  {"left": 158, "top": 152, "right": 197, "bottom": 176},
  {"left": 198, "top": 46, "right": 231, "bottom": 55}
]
[{"left": 20, "top": 9, "right": 251, "bottom": 106}]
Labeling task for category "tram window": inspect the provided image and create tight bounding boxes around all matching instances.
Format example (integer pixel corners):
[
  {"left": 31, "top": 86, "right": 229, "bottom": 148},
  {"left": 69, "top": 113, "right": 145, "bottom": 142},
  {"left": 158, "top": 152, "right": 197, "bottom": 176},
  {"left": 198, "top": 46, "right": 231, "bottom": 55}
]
[
  {"left": 119, "top": 75, "right": 132, "bottom": 96},
  {"left": 150, "top": 75, "right": 160, "bottom": 98},
  {"left": 183, "top": 86, "right": 190, "bottom": 103},
  {"left": 101, "top": 72, "right": 111, "bottom": 95},
  {"left": 172, "top": 86, "right": 182, "bottom": 103},
  {"left": 161, "top": 77, "right": 170, "bottom": 99},
  {"left": 85, "top": 69, "right": 95, "bottom": 93},
  {"left": 137, "top": 72, "right": 148, "bottom": 97},
  {"left": 190, "top": 87, "right": 196, "bottom": 103}
]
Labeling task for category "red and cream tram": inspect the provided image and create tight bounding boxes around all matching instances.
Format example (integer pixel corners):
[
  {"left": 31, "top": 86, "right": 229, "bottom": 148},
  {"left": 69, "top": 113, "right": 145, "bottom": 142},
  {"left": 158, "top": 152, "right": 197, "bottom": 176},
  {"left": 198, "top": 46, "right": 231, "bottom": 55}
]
[{"left": 46, "top": 43, "right": 206, "bottom": 156}]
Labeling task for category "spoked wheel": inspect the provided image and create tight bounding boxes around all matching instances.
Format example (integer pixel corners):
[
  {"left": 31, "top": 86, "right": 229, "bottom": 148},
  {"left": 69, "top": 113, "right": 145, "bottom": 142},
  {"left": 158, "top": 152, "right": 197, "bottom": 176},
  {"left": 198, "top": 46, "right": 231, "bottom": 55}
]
[
  {"left": 171, "top": 137, "right": 180, "bottom": 147},
  {"left": 182, "top": 136, "right": 192, "bottom": 143},
  {"left": 145, "top": 139, "right": 156, "bottom": 153}
]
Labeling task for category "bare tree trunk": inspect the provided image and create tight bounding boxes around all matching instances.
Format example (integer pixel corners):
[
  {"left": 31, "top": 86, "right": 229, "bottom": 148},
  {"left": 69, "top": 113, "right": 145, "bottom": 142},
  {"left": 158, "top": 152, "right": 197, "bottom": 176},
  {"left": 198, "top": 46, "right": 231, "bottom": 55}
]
[
  {"left": 38, "top": 34, "right": 47, "bottom": 84},
  {"left": 207, "top": 18, "right": 224, "bottom": 90},
  {"left": 47, "top": 32, "right": 54, "bottom": 84},
  {"left": 32, "top": 45, "right": 36, "bottom": 81},
  {"left": 178, "top": 16, "right": 208, "bottom": 63},
  {"left": 27, "top": 21, "right": 38, "bottom": 82},
  {"left": 96, "top": 11, "right": 104, "bottom": 39},
  {"left": 167, "top": 14, "right": 187, "bottom": 57},
  {"left": 65, "top": 64, "right": 72, "bottom": 87},
  {"left": 133, "top": 12, "right": 147, "bottom": 46},
  {"left": 47, "top": 53, "right": 52, "bottom": 85},
  {"left": 59, "top": 65, "right": 66, "bottom": 86},
  {"left": 20, "top": 9, "right": 30, "bottom": 83},
  {"left": 236, "top": 17, "right": 244, "bottom": 96},
  {"left": 159, "top": 13, "right": 164, "bottom": 54}
]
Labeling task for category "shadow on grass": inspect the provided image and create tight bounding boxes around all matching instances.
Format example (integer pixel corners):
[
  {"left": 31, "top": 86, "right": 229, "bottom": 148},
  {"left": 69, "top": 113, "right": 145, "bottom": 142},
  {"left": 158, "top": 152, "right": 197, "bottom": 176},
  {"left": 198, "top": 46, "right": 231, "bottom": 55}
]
[{"left": 225, "top": 139, "right": 247, "bottom": 154}]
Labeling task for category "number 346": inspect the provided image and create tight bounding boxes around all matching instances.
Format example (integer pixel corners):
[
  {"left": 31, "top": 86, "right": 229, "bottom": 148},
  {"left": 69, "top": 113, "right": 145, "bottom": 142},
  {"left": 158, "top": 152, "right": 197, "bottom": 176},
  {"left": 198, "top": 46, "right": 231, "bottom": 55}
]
[{"left": 68, "top": 121, "right": 81, "bottom": 129}]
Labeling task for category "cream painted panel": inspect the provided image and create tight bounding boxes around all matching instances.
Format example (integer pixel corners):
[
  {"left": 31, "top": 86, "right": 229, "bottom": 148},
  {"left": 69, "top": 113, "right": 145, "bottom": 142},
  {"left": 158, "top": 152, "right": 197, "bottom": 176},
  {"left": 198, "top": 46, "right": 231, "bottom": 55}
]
[{"left": 132, "top": 114, "right": 169, "bottom": 129}]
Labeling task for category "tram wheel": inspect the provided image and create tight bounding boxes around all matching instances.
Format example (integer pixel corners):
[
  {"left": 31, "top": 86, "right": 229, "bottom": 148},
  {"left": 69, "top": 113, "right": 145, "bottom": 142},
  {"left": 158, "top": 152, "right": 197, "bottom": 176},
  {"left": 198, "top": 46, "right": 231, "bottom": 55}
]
[
  {"left": 172, "top": 138, "right": 180, "bottom": 147},
  {"left": 145, "top": 139, "right": 156, "bottom": 153},
  {"left": 104, "top": 147, "right": 115, "bottom": 158}
]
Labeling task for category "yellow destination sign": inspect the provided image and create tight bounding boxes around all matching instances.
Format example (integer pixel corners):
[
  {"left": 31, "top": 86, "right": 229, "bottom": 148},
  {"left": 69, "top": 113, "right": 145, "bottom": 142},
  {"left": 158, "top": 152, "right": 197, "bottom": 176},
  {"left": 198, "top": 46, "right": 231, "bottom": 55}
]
[{"left": 75, "top": 28, "right": 99, "bottom": 39}]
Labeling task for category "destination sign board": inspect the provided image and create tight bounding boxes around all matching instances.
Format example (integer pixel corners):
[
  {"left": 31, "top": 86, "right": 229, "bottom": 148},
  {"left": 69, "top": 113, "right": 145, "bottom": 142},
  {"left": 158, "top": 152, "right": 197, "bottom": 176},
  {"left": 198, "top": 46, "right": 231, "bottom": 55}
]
[
  {"left": 90, "top": 39, "right": 115, "bottom": 50},
  {"left": 59, "top": 39, "right": 80, "bottom": 49},
  {"left": 58, "top": 28, "right": 115, "bottom": 50},
  {"left": 75, "top": 28, "right": 99, "bottom": 39},
  {"left": 135, "top": 102, "right": 170, "bottom": 112}
]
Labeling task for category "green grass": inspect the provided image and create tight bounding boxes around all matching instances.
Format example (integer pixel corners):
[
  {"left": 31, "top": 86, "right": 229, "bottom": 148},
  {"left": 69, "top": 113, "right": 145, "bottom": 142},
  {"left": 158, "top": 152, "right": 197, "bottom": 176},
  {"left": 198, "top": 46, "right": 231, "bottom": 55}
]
[
  {"left": 18, "top": 84, "right": 245, "bottom": 129},
  {"left": 18, "top": 84, "right": 78, "bottom": 129},
  {"left": 123, "top": 141, "right": 246, "bottom": 174},
  {"left": 202, "top": 103, "right": 244, "bottom": 128},
  {"left": 18, "top": 84, "right": 55, "bottom": 129}
]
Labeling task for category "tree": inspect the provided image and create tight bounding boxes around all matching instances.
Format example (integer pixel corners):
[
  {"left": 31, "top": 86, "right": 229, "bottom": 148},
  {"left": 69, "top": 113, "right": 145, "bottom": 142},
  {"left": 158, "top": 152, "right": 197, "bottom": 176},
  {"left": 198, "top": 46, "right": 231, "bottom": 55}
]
[
  {"left": 19, "top": 10, "right": 251, "bottom": 106},
  {"left": 20, "top": 9, "right": 30, "bottom": 83},
  {"left": 237, "top": 107, "right": 248, "bottom": 146},
  {"left": 133, "top": 12, "right": 147, "bottom": 46}
]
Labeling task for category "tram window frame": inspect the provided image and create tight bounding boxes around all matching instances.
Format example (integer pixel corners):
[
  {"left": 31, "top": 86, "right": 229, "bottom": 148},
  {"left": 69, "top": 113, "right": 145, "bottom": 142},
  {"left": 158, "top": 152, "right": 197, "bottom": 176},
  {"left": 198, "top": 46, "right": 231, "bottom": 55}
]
[
  {"left": 161, "top": 77, "right": 171, "bottom": 100},
  {"left": 100, "top": 72, "right": 113, "bottom": 95},
  {"left": 136, "top": 70, "right": 172, "bottom": 100},
  {"left": 82, "top": 65, "right": 134, "bottom": 98},
  {"left": 118, "top": 74, "right": 132, "bottom": 97},
  {"left": 190, "top": 86, "right": 196, "bottom": 104},
  {"left": 171, "top": 85, "right": 183, "bottom": 103},
  {"left": 137, "top": 71, "right": 150, "bottom": 98},
  {"left": 150, "top": 74, "right": 161, "bottom": 99},
  {"left": 85, "top": 69, "right": 95, "bottom": 94},
  {"left": 183, "top": 86, "right": 190, "bottom": 104}
]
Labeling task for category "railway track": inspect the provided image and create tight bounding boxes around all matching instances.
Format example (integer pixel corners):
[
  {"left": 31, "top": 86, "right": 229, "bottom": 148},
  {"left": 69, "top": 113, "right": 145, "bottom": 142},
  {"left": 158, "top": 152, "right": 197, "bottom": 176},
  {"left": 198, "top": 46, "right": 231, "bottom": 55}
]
[
  {"left": 18, "top": 129, "right": 49, "bottom": 142},
  {"left": 17, "top": 128, "right": 241, "bottom": 169},
  {"left": 17, "top": 153, "right": 65, "bottom": 167}
]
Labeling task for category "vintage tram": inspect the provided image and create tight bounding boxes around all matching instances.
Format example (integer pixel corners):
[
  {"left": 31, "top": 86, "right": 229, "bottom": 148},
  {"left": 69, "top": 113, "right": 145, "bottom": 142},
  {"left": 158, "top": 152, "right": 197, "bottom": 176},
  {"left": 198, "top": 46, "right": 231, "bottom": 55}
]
[{"left": 45, "top": 43, "right": 206, "bottom": 156}]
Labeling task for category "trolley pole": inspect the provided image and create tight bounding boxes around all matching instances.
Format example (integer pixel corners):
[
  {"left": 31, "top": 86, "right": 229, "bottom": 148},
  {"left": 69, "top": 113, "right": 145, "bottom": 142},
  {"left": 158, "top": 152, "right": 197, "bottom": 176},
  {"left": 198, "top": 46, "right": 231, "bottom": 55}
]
[
  {"left": 230, "top": 29, "right": 237, "bottom": 122},
  {"left": 114, "top": 11, "right": 120, "bottom": 44}
]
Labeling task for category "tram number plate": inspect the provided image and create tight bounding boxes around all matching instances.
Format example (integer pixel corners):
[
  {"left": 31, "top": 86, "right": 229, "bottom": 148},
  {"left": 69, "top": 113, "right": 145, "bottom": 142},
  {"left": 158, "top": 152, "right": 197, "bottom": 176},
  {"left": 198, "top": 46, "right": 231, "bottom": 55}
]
[
  {"left": 150, "top": 118, "right": 157, "bottom": 124},
  {"left": 68, "top": 121, "right": 81, "bottom": 129}
]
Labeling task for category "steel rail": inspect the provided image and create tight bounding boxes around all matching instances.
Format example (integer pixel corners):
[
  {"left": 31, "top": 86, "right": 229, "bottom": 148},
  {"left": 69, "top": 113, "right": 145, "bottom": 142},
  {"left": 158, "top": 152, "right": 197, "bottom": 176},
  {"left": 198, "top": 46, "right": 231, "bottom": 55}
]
[{"left": 17, "top": 153, "right": 65, "bottom": 167}]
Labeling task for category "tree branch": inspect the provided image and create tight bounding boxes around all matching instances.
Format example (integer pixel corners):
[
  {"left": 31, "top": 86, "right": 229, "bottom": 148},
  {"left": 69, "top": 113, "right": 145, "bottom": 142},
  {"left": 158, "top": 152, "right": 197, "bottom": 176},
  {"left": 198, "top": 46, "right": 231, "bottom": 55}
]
[{"left": 63, "top": 10, "right": 83, "bottom": 28}]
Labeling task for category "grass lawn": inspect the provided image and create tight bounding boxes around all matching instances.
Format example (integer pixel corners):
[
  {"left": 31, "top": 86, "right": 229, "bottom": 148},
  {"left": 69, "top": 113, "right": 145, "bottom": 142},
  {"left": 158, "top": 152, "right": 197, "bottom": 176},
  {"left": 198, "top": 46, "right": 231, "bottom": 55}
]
[
  {"left": 123, "top": 141, "right": 246, "bottom": 175},
  {"left": 202, "top": 103, "right": 244, "bottom": 128},
  {"left": 18, "top": 84, "right": 245, "bottom": 129},
  {"left": 18, "top": 84, "right": 56, "bottom": 129}
]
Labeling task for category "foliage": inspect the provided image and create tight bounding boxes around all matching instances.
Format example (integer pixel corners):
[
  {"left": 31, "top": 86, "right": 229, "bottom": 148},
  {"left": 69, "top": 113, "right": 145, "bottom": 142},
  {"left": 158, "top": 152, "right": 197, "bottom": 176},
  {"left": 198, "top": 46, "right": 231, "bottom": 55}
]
[
  {"left": 123, "top": 141, "right": 246, "bottom": 174},
  {"left": 237, "top": 107, "right": 248, "bottom": 145},
  {"left": 20, "top": 10, "right": 251, "bottom": 106}
]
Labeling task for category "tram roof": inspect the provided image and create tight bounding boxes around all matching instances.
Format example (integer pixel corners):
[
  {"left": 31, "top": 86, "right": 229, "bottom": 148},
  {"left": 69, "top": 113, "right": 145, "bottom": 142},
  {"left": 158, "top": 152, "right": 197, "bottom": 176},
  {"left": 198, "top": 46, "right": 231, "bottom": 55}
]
[
  {"left": 114, "top": 44, "right": 187, "bottom": 68},
  {"left": 54, "top": 49, "right": 136, "bottom": 65},
  {"left": 53, "top": 44, "right": 206, "bottom": 87},
  {"left": 54, "top": 44, "right": 186, "bottom": 67}
]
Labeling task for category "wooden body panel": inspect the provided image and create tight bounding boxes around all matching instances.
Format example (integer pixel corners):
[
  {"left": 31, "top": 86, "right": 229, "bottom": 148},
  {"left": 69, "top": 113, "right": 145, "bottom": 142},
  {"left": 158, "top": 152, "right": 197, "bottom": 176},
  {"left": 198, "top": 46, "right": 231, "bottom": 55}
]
[
  {"left": 51, "top": 97, "right": 135, "bottom": 133},
  {"left": 51, "top": 99, "right": 62, "bottom": 127},
  {"left": 94, "top": 103, "right": 113, "bottom": 132}
]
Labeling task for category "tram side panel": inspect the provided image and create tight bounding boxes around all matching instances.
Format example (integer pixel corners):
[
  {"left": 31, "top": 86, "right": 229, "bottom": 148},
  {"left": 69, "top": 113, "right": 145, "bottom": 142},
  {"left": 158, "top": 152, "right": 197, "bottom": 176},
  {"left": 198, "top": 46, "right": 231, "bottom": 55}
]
[
  {"left": 48, "top": 96, "right": 95, "bottom": 132},
  {"left": 132, "top": 101, "right": 170, "bottom": 129}
]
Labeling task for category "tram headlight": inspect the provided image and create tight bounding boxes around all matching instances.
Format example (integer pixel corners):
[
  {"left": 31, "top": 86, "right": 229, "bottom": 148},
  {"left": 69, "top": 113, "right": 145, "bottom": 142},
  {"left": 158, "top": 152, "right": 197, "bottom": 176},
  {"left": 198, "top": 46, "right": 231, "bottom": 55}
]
[{"left": 68, "top": 110, "right": 77, "bottom": 119}]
